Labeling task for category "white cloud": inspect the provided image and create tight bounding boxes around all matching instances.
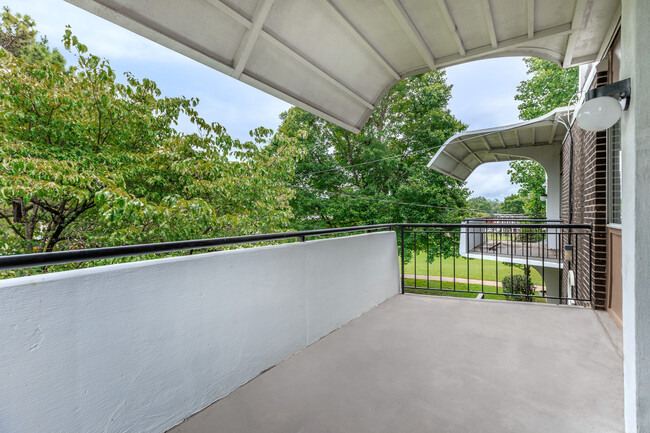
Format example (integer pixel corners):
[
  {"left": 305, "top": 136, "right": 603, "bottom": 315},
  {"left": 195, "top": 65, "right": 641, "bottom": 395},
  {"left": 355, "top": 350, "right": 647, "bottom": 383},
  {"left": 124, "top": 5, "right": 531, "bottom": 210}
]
[
  {"left": 465, "top": 162, "right": 519, "bottom": 200},
  {"left": 446, "top": 57, "right": 529, "bottom": 129},
  {"left": 4, "top": 0, "right": 192, "bottom": 64}
]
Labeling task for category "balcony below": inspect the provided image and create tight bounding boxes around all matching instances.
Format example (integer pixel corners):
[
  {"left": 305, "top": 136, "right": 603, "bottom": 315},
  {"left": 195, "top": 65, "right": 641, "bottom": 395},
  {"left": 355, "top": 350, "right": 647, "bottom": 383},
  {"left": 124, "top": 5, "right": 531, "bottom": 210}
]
[
  {"left": 466, "top": 239, "right": 561, "bottom": 268},
  {"left": 170, "top": 294, "right": 623, "bottom": 433}
]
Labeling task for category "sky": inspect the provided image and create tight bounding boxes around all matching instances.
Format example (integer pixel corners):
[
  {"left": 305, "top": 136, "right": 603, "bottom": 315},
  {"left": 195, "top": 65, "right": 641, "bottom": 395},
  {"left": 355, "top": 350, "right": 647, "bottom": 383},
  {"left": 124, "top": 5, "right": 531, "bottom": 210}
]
[{"left": 4, "top": 0, "right": 527, "bottom": 200}]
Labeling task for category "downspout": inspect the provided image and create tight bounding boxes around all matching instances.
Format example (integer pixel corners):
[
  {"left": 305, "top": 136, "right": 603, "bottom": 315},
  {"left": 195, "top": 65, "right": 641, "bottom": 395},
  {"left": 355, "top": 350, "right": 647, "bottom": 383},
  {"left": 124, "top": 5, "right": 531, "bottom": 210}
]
[{"left": 567, "top": 126, "right": 575, "bottom": 224}]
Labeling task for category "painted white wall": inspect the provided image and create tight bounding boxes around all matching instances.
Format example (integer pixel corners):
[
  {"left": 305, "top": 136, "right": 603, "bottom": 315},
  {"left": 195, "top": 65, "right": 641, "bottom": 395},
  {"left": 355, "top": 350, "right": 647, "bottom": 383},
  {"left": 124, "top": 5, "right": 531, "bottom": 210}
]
[
  {"left": 0, "top": 232, "right": 399, "bottom": 433},
  {"left": 621, "top": 1, "right": 650, "bottom": 431}
]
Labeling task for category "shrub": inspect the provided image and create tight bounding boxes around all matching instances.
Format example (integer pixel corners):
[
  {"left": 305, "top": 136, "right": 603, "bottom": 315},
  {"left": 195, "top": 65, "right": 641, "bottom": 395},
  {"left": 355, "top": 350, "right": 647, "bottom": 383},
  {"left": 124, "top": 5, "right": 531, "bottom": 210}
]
[{"left": 502, "top": 267, "right": 535, "bottom": 302}]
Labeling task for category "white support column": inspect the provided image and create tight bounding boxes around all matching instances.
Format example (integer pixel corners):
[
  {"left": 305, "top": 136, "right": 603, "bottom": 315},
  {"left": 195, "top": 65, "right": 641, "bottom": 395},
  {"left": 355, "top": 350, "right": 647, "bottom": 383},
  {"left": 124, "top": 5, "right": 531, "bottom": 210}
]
[{"left": 621, "top": 1, "right": 650, "bottom": 432}]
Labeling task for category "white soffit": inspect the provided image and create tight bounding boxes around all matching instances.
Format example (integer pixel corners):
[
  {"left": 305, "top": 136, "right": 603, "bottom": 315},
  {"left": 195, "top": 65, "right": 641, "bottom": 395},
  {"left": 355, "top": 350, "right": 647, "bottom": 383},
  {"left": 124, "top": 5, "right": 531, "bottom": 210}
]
[
  {"left": 428, "top": 107, "right": 573, "bottom": 181},
  {"left": 65, "top": 0, "right": 620, "bottom": 133}
]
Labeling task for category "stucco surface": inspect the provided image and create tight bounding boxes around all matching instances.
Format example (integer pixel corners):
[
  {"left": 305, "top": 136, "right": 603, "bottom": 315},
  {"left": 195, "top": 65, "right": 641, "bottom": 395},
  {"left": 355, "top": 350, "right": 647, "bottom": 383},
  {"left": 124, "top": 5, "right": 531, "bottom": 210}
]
[{"left": 0, "top": 231, "right": 399, "bottom": 433}]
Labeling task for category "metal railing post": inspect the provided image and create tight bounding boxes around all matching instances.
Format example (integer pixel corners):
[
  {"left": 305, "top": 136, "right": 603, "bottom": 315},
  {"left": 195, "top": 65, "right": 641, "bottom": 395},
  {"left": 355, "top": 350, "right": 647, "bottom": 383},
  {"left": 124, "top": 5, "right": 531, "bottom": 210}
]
[{"left": 400, "top": 227, "right": 405, "bottom": 294}]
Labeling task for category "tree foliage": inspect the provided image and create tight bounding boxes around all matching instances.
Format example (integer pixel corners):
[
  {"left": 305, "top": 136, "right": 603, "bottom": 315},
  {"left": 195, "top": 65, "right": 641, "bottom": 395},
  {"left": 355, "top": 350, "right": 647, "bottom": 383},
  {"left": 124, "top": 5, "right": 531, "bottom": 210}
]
[
  {"left": 500, "top": 194, "right": 526, "bottom": 215},
  {"left": 277, "top": 72, "right": 471, "bottom": 231},
  {"left": 467, "top": 196, "right": 501, "bottom": 216},
  {"left": 0, "top": 30, "right": 299, "bottom": 260},
  {"left": 507, "top": 161, "right": 546, "bottom": 217},
  {"left": 0, "top": 7, "right": 65, "bottom": 68},
  {"left": 514, "top": 57, "right": 578, "bottom": 121}
]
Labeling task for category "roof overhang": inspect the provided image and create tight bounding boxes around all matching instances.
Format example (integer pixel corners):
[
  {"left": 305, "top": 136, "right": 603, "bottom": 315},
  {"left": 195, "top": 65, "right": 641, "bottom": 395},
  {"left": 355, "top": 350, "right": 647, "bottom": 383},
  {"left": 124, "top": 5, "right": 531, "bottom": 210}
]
[
  {"left": 65, "top": 0, "right": 620, "bottom": 133},
  {"left": 427, "top": 107, "right": 573, "bottom": 181}
]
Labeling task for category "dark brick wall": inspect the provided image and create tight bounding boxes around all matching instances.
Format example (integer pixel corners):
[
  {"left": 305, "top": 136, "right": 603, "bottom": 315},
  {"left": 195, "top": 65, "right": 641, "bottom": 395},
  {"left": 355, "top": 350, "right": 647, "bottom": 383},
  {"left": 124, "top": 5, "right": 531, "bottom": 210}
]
[{"left": 561, "top": 71, "right": 609, "bottom": 308}]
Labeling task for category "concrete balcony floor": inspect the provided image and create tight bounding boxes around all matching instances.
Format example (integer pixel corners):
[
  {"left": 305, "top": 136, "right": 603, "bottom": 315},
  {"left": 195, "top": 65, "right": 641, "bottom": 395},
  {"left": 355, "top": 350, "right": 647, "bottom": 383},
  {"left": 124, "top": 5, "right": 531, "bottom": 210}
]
[{"left": 169, "top": 295, "right": 623, "bottom": 433}]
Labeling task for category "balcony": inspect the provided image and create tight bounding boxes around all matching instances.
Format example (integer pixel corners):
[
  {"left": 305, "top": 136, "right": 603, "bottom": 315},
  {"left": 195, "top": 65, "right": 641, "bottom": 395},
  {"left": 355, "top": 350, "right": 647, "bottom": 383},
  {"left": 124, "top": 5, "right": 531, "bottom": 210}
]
[
  {"left": 0, "top": 225, "right": 622, "bottom": 433},
  {"left": 461, "top": 218, "right": 564, "bottom": 264},
  {"left": 170, "top": 295, "right": 623, "bottom": 433}
]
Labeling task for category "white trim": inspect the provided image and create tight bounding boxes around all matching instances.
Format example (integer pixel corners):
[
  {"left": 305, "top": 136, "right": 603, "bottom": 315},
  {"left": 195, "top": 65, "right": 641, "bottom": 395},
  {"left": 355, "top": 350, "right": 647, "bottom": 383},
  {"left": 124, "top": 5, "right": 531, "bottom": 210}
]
[{"left": 436, "top": 0, "right": 466, "bottom": 56}]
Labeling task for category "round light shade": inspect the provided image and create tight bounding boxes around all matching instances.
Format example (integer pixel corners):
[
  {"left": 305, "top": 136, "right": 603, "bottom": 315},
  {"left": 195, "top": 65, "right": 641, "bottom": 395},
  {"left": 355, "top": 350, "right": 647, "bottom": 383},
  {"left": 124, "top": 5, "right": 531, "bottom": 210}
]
[{"left": 576, "top": 96, "right": 622, "bottom": 131}]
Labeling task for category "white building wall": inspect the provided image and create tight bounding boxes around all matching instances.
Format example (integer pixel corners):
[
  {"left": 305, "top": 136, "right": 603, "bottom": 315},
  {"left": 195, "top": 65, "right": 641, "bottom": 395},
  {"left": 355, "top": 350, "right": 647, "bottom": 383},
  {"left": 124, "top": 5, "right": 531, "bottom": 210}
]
[
  {"left": 621, "top": 0, "right": 650, "bottom": 431},
  {"left": 0, "top": 231, "right": 400, "bottom": 433}
]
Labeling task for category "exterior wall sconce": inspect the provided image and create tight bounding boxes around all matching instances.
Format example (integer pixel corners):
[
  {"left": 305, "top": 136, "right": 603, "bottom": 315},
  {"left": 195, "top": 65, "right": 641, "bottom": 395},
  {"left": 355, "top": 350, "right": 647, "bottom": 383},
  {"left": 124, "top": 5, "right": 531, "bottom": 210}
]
[
  {"left": 564, "top": 244, "right": 574, "bottom": 263},
  {"left": 540, "top": 194, "right": 548, "bottom": 202},
  {"left": 576, "top": 78, "right": 631, "bottom": 131}
]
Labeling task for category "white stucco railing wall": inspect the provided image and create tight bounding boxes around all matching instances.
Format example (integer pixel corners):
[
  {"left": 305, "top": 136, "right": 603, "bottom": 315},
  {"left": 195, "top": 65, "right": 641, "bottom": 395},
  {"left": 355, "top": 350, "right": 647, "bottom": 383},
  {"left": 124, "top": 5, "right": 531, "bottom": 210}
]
[
  {"left": 458, "top": 221, "right": 484, "bottom": 256},
  {"left": 0, "top": 231, "right": 400, "bottom": 433}
]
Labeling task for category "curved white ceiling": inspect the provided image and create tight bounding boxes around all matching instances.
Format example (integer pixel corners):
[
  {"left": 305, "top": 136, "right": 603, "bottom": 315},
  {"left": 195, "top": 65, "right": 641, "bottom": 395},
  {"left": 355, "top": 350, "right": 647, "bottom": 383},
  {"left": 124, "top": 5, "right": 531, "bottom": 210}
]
[{"left": 65, "top": 0, "right": 620, "bottom": 133}]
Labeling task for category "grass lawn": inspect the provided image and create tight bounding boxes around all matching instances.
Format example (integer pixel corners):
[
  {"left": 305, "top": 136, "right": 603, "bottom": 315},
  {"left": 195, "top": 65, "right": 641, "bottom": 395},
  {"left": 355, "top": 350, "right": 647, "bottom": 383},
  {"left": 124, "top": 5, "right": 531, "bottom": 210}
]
[
  {"left": 402, "top": 251, "right": 547, "bottom": 286},
  {"left": 403, "top": 278, "right": 547, "bottom": 303}
]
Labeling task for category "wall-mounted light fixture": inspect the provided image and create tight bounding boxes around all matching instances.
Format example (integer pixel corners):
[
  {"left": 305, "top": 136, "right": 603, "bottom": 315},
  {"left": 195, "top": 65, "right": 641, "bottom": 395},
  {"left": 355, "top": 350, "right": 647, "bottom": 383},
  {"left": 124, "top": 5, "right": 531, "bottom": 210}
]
[
  {"left": 564, "top": 244, "right": 574, "bottom": 263},
  {"left": 576, "top": 78, "right": 631, "bottom": 132},
  {"left": 540, "top": 194, "right": 548, "bottom": 202}
]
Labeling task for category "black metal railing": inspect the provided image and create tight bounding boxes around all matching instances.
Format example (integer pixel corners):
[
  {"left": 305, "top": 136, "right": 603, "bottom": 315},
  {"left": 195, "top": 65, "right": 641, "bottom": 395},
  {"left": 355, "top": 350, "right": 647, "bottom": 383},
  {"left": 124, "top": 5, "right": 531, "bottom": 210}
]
[
  {"left": 399, "top": 221, "right": 592, "bottom": 304},
  {"left": 0, "top": 222, "right": 592, "bottom": 305},
  {"left": 0, "top": 224, "right": 395, "bottom": 271}
]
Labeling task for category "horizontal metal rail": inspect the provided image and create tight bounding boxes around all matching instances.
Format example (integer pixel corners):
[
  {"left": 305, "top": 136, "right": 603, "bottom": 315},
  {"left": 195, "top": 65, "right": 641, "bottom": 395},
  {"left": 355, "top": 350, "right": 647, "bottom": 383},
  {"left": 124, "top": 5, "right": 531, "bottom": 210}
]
[
  {"left": 0, "top": 224, "right": 394, "bottom": 271},
  {"left": 0, "top": 222, "right": 592, "bottom": 272}
]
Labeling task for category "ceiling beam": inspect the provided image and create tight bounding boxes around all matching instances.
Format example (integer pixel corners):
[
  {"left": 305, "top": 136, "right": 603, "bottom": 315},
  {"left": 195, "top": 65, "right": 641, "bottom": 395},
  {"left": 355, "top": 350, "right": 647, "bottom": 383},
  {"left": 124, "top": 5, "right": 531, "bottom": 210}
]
[
  {"left": 481, "top": 135, "right": 492, "bottom": 150},
  {"left": 203, "top": 0, "right": 252, "bottom": 28},
  {"left": 457, "top": 139, "right": 484, "bottom": 164},
  {"left": 382, "top": 0, "right": 436, "bottom": 69},
  {"left": 442, "top": 150, "right": 474, "bottom": 173},
  {"left": 480, "top": 0, "right": 498, "bottom": 48},
  {"left": 514, "top": 129, "right": 521, "bottom": 147},
  {"left": 238, "top": 74, "right": 360, "bottom": 133},
  {"left": 206, "top": 0, "right": 374, "bottom": 110},
  {"left": 497, "top": 132, "right": 507, "bottom": 148},
  {"left": 232, "top": 0, "right": 275, "bottom": 79},
  {"left": 527, "top": 0, "right": 534, "bottom": 39},
  {"left": 437, "top": 22, "right": 573, "bottom": 68},
  {"left": 531, "top": 125, "right": 536, "bottom": 145},
  {"left": 595, "top": 2, "right": 621, "bottom": 62},
  {"left": 436, "top": 0, "right": 466, "bottom": 56},
  {"left": 319, "top": 0, "right": 401, "bottom": 80},
  {"left": 259, "top": 33, "right": 374, "bottom": 109},
  {"left": 547, "top": 121, "right": 559, "bottom": 144},
  {"left": 563, "top": 0, "right": 589, "bottom": 68},
  {"left": 472, "top": 153, "right": 485, "bottom": 164}
]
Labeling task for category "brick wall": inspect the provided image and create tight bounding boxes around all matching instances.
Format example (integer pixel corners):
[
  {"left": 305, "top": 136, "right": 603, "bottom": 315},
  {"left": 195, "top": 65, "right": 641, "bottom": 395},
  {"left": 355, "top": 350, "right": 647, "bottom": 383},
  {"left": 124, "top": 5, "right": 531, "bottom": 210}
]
[{"left": 561, "top": 71, "right": 608, "bottom": 308}]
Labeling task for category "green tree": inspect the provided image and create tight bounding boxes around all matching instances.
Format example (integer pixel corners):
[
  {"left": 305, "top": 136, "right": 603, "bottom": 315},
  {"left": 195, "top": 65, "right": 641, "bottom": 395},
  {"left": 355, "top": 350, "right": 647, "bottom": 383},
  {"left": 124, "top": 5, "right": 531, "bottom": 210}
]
[
  {"left": 277, "top": 71, "right": 471, "bottom": 231},
  {"left": 0, "top": 7, "right": 65, "bottom": 68},
  {"left": 507, "top": 161, "right": 546, "bottom": 217},
  {"left": 0, "top": 31, "right": 298, "bottom": 258},
  {"left": 467, "top": 196, "right": 501, "bottom": 216},
  {"left": 514, "top": 57, "right": 578, "bottom": 121},
  {"left": 509, "top": 58, "right": 578, "bottom": 217},
  {"left": 500, "top": 194, "right": 526, "bottom": 215}
]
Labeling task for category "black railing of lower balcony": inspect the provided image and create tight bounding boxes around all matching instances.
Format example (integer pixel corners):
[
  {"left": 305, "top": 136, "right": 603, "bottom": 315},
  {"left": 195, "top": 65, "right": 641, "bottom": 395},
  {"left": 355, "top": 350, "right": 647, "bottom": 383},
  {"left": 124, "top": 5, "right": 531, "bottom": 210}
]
[
  {"left": 399, "top": 222, "right": 592, "bottom": 305},
  {"left": 0, "top": 222, "right": 592, "bottom": 305}
]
